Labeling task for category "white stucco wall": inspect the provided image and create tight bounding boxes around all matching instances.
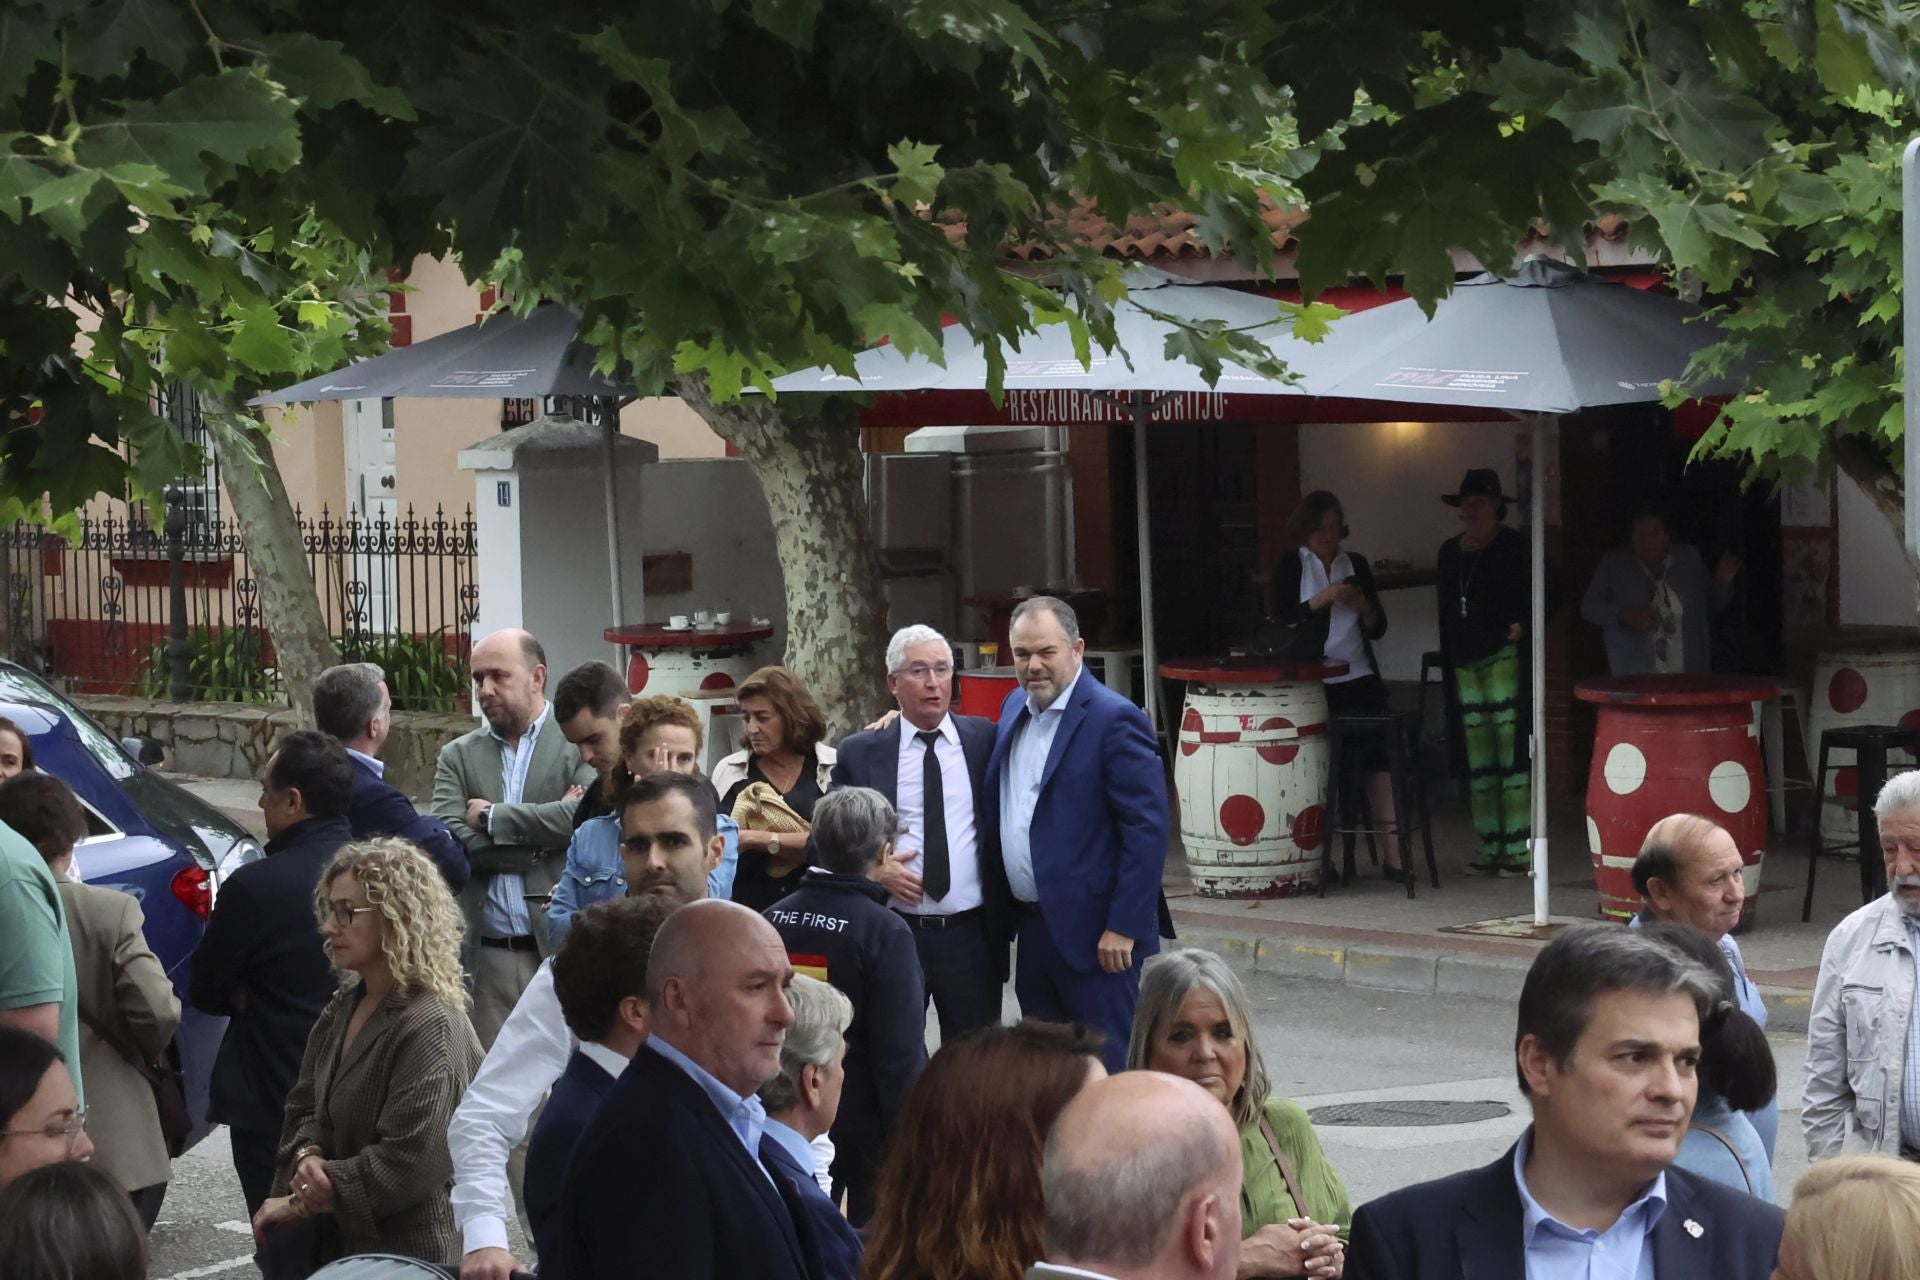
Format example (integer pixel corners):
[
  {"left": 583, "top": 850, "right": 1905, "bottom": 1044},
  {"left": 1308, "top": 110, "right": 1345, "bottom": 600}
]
[{"left": 1837, "top": 470, "right": 1918, "bottom": 625}]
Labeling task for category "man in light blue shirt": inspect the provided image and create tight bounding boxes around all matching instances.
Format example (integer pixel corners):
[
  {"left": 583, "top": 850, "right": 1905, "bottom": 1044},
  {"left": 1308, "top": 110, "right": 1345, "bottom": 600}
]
[
  {"left": 1347, "top": 923, "right": 1785, "bottom": 1280},
  {"left": 558, "top": 900, "right": 814, "bottom": 1280}
]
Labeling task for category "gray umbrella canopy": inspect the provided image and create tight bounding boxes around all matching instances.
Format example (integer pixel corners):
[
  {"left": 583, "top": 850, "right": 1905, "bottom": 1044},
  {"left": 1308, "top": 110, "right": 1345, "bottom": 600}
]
[
  {"left": 1299, "top": 256, "right": 1740, "bottom": 411},
  {"left": 250, "top": 304, "right": 631, "bottom": 405},
  {"left": 770, "top": 266, "right": 1331, "bottom": 396}
]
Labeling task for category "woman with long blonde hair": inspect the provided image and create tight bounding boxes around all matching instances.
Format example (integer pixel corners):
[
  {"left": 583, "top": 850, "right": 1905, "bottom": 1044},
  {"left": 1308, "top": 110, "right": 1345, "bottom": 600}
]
[
  {"left": 1777, "top": 1156, "right": 1920, "bottom": 1280},
  {"left": 250, "top": 838, "right": 482, "bottom": 1276}
]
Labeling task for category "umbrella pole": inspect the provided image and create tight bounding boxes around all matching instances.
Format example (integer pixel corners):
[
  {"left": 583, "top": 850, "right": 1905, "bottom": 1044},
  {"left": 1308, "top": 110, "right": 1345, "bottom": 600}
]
[
  {"left": 1133, "top": 397, "right": 1163, "bottom": 736},
  {"left": 600, "top": 402, "right": 627, "bottom": 660},
  {"left": 1528, "top": 414, "right": 1551, "bottom": 928}
]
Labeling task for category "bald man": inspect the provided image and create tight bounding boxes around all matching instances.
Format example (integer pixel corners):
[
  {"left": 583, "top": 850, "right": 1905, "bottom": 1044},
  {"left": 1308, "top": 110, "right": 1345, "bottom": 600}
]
[
  {"left": 1630, "top": 812, "right": 1776, "bottom": 1159},
  {"left": 558, "top": 901, "right": 820, "bottom": 1280},
  {"left": 1032, "top": 1071, "right": 1243, "bottom": 1280},
  {"left": 433, "top": 629, "right": 596, "bottom": 1044}
]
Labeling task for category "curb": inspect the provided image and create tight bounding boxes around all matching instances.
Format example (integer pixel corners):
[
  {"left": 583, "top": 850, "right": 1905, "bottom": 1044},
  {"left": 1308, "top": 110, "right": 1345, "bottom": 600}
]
[{"left": 1172, "top": 920, "right": 1815, "bottom": 1034}]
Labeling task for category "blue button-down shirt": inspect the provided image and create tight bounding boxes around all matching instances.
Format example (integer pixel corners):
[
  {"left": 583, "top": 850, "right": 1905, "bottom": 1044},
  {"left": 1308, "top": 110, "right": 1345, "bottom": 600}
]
[
  {"left": 345, "top": 746, "right": 384, "bottom": 778},
  {"left": 1514, "top": 1130, "right": 1666, "bottom": 1280},
  {"left": 481, "top": 708, "right": 546, "bottom": 938},
  {"left": 647, "top": 1035, "right": 772, "bottom": 1182},
  {"left": 999, "top": 665, "right": 1085, "bottom": 904},
  {"left": 1902, "top": 915, "right": 1920, "bottom": 1148}
]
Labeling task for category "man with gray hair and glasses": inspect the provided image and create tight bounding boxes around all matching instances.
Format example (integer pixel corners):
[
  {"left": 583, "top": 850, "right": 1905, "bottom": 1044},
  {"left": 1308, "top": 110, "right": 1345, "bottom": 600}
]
[
  {"left": 763, "top": 786, "right": 927, "bottom": 1224},
  {"left": 832, "top": 623, "right": 1009, "bottom": 1039},
  {"left": 311, "top": 660, "right": 468, "bottom": 889},
  {"left": 760, "top": 973, "right": 862, "bottom": 1280},
  {"left": 1806, "top": 768, "right": 1920, "bottom": 1162},
  {"left": 1030, "top": 1070, "right": 1243, "bottom": 1280},
  {"left": 1348, "top": 923, "right": 1784, "bottom": 1280}
]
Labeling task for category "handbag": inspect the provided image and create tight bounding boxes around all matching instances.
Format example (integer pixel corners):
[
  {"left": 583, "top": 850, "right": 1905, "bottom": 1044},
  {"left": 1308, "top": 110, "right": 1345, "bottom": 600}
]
[
  {"left": 1248, "top": 615, "right": 1326, "bottom": 662},
  {"left": 77, "top": 1006, "right": 191, "bottom": 1158}
]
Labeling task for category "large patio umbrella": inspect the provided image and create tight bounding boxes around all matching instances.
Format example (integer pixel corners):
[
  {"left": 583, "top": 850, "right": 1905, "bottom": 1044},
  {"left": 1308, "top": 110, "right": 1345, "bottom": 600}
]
[
  {"left": 776, "top": 257, "right": 1741, "bottom": 928},
  {"left": 773, "top": 267, "right": 1346, "bottom": 735},
  {"left": 1295, "top": 256, "right": 1744, "bottom": 925},
  {"left": 254, "top": 305, "right": 641, "bottom": 645}
]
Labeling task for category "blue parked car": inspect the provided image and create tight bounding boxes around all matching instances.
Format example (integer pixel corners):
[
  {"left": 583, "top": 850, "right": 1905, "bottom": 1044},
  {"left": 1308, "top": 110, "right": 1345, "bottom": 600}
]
[{"left": 0, "top": 661, "right": 264, "bottom": 1150}]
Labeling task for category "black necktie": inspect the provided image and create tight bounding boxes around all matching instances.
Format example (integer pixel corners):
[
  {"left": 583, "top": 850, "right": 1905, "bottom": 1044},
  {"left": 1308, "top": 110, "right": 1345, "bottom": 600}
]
[{"left": 916, "top": 730, "right": 951, "bottom": 902}]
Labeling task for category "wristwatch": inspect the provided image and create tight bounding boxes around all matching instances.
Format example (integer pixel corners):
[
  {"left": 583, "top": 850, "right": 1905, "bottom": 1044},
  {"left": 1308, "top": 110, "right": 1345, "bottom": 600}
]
[
  {"left": 478, "top": 803, "right": 493, "bottom": 833},
  {"left": 764, "top": 832, "right": 780, "bottom": 855}
]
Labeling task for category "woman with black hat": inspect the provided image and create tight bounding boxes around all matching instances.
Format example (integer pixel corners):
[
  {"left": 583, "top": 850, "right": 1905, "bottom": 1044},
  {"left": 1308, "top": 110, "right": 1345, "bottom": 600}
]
[{"left": 1436, "top": 468, "right": 1531, "bottom": 876}]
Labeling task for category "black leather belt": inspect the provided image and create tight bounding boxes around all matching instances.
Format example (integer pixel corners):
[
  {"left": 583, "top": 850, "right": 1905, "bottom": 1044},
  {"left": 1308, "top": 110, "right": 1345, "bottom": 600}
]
[
  {"left": 895, "top": 907, "right": 984, "bottom": 931},
  {"left": 1012, "top": 899, "right": 1043, "bottom": 917},
  {"left": 479, "top": 934, "right": 538, "bottom": 952}
]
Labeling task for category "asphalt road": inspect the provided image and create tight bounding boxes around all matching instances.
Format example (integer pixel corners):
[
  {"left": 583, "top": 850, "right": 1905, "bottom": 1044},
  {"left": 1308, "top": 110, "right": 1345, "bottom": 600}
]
[{"left": 146, "top": 971, "right": 1811, "bottom": 1279}]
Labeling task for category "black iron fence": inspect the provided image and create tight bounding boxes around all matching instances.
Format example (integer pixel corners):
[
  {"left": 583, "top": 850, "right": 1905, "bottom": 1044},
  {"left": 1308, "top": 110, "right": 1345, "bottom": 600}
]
[{"left": 1, "top": 502, "right": 479, "bottom": 709}]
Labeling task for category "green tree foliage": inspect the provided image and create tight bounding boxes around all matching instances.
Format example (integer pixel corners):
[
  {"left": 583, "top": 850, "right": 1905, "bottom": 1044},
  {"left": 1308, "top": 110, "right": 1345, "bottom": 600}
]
[{"left": 1272, "top": 0, "right": 1920, "bottom": 522}]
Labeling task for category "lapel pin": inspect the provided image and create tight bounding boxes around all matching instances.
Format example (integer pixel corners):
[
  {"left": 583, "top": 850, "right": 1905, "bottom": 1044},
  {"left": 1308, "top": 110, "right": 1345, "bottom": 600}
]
[{"left": 1683, "top": 1219, "right": 1704, "bottom": 1239}]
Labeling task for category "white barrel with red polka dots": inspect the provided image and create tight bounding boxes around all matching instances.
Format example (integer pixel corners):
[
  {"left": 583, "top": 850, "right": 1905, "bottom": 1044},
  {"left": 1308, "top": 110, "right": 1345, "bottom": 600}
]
[
  {"left": 1807, "top": 631, "right": 1920, "bottom": 850},
  {"left": 1172, "top": 678, "right": 1334, "bottom": 897}
]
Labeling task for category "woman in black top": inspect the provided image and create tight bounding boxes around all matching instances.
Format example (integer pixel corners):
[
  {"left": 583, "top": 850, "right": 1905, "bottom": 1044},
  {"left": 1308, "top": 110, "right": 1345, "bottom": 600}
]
[
  {"left": 1434, "top": 468, "right": 1532, "bottom": 876},
  {"left": 1268, "top": 491, "right": 1402, "bottom": 876},
  {"left": 711, "top": 665, "right": 838, "bottom": 910}
]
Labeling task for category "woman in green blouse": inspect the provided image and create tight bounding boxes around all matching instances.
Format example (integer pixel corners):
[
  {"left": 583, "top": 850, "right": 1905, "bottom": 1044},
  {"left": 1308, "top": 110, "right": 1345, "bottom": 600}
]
[{"left": 1127, "top": 950, "right": 1351, "bottom": 1279}]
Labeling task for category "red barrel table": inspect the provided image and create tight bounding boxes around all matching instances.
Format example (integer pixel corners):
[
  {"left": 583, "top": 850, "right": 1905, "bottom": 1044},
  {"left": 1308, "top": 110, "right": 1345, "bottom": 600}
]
[
  {"left": 604, "top": 620, "right": 773, "bottom": 696},
  {"left": 956, "top": 666, "right": 1020, "bottom": 721},
  {"left": 1161, "top": 657, "right": 1348, "bottom": 898},
  {"left": 1576, "top": 675, "right": 1779, "bottom": 925}
]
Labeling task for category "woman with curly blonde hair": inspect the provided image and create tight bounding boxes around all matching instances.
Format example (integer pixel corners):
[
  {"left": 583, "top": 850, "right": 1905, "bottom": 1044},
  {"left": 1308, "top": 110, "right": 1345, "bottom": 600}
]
[{"left": 250, "top": 838, "right": 482, "bottom": 1277}]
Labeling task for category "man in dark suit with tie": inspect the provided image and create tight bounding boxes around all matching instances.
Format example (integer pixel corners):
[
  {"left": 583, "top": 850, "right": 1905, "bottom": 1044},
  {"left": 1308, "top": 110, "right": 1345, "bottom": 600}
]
[
  {"left": 558, "top": 898, "right": 822, "bottom": 1280},
  {"left": 1347, "top": 924, "right": 1785, "bottom": 1280},
  {"left": 312, "top": 661, "right": 469, "bottom": 890},
  {"left": 986, "top": 597, "right": 1168, "bottom": 1073},
  {"left": 830, "top": 624, "right": 1007, "bottom": 1039}
]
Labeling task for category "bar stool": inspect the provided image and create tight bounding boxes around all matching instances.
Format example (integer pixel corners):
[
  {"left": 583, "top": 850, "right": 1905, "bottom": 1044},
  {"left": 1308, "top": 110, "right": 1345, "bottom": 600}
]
[
  {"left": 1803, "top": 723, "right": 1920, "bottom": 921},
  {"left": 1319, "top": 710, "right": 1439, "bottom": 899},
  {"left": 1414, "top": 651, "right": 1447, "bottom": 750}
]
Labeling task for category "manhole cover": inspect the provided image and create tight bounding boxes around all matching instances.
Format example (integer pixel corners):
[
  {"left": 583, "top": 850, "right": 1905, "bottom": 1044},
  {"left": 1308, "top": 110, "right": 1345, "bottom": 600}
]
[{"left": 1308, "top": 1100, "right": 1511, "bottom": 1128}]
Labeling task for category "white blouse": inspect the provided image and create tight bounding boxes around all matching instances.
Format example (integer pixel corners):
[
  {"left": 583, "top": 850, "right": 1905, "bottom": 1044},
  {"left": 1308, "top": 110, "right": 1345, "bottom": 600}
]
[{"left": 1299, "top": 547, "right": 1371, "bottom": 683}]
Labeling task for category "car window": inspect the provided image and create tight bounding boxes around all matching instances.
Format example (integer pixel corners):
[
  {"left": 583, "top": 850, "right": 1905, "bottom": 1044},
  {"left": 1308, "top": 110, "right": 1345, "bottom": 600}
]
[{"left": 0, "top": 667, "right": 136, "bottom": 781}]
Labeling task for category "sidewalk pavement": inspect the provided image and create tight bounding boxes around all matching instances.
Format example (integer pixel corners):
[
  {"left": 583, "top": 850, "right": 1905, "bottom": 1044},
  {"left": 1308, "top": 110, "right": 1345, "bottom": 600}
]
[{"left": 178, "top": 773, "right": 1853, "bottom": 1031}]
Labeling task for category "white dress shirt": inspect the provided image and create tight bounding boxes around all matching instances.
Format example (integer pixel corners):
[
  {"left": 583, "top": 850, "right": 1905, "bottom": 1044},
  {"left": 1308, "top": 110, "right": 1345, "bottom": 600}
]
[
  {"left": 448, "top": 960, "right": 575, "bottom": 1254},
  {"left": 999, "top": 665, "right": 1086, "bottom": 904},
  {"left": 345, "top": 746, "right": 385, "bottom": 777},
  {"left": 481, "top": 707, "right": 547, "bottom": 938},
  {"left": 1299, "top": 547, "right": 1372, "bottom": 683},
  {"left": 893, "top": 713, "right": 981, "bottom": 914}
]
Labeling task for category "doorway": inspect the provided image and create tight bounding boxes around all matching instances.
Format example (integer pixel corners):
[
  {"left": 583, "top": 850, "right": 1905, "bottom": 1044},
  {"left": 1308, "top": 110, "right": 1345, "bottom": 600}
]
[{"left": 342, "top": 398, "right": 399, "bottom": 634}]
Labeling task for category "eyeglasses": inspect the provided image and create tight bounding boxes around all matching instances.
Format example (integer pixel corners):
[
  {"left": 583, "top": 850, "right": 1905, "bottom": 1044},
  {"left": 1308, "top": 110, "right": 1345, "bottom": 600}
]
[
  {"left": 1, "top": 1107, "right": 87, "bottom": 1150},
  {"left": 327, "top": 900, "right": 377, "bottom": 928},
  {"left": 896, "top": 663, "right": 953, "bottom": 683}
]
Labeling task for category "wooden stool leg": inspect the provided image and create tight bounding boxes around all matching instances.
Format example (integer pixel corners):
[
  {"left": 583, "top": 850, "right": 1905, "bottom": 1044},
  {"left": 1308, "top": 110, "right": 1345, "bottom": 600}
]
[
  {"left": 1320, "top": 731, "right": 1343, "bottom": 898},
  {"left": 1803, "top": 734, "right": 1830, "bottom": 922},
  {"left": 1387, "top": 725, "right": 1416, "bottom": 899}
]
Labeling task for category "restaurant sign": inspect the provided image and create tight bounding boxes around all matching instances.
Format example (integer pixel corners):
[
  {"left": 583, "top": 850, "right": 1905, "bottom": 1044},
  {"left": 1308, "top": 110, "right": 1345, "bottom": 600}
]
[{"left": 1006, "top": 390, "right": 1227, "bottom": 424}]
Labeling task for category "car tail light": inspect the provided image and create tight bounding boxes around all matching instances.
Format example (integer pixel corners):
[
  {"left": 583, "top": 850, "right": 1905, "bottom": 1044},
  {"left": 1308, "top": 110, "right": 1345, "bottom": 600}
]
[{"left": 171, "top": 865, "right": 212, "bottom": 920}]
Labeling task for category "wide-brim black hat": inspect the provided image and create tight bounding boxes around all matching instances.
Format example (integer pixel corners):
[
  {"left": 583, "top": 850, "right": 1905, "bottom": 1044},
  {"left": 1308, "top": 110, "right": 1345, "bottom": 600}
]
[{"left": 1442, "top": 467, "right": 1517, "bottom": 506}]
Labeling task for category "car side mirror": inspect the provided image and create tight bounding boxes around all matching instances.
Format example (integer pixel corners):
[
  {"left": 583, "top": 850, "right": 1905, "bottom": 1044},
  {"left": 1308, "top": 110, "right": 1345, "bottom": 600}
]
[{"left": 122, "top": 736, "right": 167, "bottom": 770}]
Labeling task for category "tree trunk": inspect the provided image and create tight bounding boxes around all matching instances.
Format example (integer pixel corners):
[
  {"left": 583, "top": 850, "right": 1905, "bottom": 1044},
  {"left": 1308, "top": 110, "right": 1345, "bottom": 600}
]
[
  {"left": 1831, "top": 433, "right": 1920, "bottom": 617},
  {"left": 204, "top": 396, "right": 338, "bottom": 717},
  {"left": 670, "top": 376, "right": 888, "bottom": 737}
]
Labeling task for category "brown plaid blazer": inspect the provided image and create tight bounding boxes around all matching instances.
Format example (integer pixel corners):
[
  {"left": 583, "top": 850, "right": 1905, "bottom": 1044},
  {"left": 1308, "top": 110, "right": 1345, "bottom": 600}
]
[{"left": 273, "top": 981, "right": 482, "bottom": 1265}]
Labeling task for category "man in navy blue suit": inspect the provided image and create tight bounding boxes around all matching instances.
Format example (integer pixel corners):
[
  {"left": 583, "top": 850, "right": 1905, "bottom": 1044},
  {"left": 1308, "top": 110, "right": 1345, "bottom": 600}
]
[
  {"left": 1347, "top": 924, "right": 1785, "bottom": 1280},
  {"left": 987, "top": 596, "right": 1168, "bottom": 1073},
  {"left": 557, "top": 898, "right": 821, "bottom": 1280},
  {"left": 312, "top": 661, "right": 468, "bottom": 890},
  {"left": 759, "top": 974, "right": 862, "bottom": 1280},
  {"left": 523, "top": 893, "right": 678, "bottom": 1276},
  {"left": 830, "top": 623, "right": 1008, "bottom": 1039}
]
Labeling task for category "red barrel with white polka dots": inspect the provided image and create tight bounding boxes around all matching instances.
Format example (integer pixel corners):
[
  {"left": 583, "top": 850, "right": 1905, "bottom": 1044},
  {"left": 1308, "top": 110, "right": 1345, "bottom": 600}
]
[
  {"left": 1576, "top": 675, "right": 1779, "bottom": 925},
  {"left": 1162, "top": 657, "right": 1349, "bottom": 898}
]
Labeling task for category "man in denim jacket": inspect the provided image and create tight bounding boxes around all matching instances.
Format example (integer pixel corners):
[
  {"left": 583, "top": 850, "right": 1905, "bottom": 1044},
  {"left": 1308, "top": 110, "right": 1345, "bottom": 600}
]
[
  {"left": 547, "top": 695, "right": 739, "bottom": 945},
  {"left": 1804, "top": 770, "right": 1920, "bottom": 1160}
]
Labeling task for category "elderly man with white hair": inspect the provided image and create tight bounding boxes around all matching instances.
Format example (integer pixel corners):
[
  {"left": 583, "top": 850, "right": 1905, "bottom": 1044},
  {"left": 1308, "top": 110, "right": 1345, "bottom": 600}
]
[
  {"left": 759, "top": 974, "right": 862, "bottom": 1280},
  {"left": 830, "top": 623, "right": 1009, "bottom": 1039},
  {"left": 1805, "top": 769, "right": 1920, "bottom": 1161}
]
